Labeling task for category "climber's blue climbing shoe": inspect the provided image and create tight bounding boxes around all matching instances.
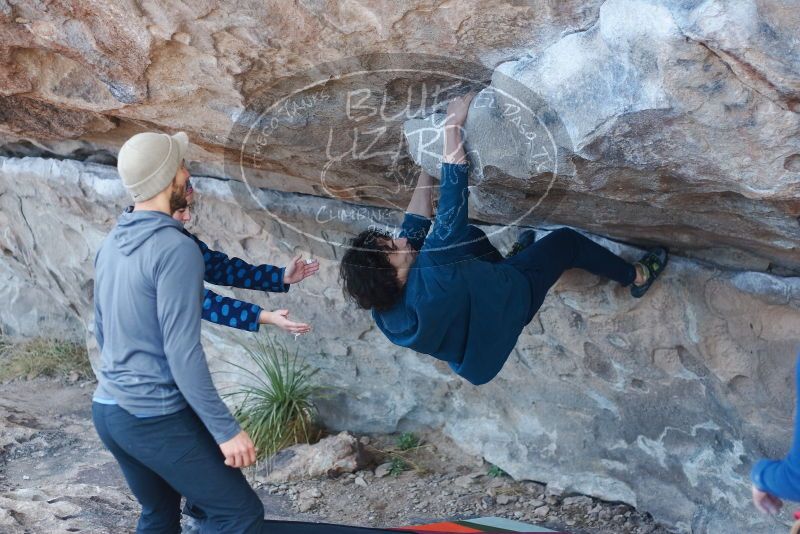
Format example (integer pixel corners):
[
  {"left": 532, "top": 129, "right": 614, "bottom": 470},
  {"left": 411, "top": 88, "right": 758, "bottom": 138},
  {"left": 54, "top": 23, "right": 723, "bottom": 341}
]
[
  {"left": 630, "top": 247, "right": 668, "bottom": 298},
  {"left": 506, "top": 229, "right": 537, "bottom": 258}
]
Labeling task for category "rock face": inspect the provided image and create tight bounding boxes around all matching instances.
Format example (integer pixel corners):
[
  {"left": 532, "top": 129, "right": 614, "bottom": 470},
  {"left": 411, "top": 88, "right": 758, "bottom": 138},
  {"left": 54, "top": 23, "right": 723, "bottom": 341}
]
[
  {"left": 261, "top": 432, "right": 370, "bottom": 484},
  {"left": 1, "top": 156, "right": 799, "bottom": 533},
  {"left": 2, "top": 1, "right": 798, "bottom": 271},
  {"left": 1, "top": 1, "right": 800, "bottom": 533},
  {"left": 405, "top": 0, "right": 800, "bottom": 272}
]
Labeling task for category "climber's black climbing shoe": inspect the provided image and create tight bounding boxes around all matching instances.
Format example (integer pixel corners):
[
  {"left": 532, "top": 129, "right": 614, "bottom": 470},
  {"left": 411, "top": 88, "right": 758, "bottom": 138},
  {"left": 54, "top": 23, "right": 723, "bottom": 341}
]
[
  {"left": 630, "top": 247, "right": 668, "bottom": 298},
  {"left": 506, "top": 229, "right": 537, "bottom": 258}
]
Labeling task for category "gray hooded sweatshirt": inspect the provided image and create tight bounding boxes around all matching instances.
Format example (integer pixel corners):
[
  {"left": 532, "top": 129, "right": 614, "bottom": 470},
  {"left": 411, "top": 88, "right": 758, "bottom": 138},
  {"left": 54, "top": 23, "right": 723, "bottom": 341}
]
[{"left": 93, "top": 210, "right": 240, "bottom": 444}]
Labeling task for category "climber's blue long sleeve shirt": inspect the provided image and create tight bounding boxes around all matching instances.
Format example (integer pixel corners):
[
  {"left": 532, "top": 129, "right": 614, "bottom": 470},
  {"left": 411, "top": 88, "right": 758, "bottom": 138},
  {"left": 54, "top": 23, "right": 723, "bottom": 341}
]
[
  {"left": 372, "top": 163, "right": 532, "bottom": 385},
  {"left": 751, "top": 352, "right": 800, "bottom": 500},
  {"left": 185, "top": 232, "right": 290, "bottom": 332}
]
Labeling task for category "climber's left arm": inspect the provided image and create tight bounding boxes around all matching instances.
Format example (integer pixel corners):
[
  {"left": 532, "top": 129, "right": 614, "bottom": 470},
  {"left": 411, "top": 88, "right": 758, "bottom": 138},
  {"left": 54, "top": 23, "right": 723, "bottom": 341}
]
[
  {"left": 443, "top": 93, "right": 473, "bottom": 166},
  {"left": 399, "top": 169, "right": 434, "bottom": 251},
  {"left": 406, "top": 169, "right": 434, "bottom": 219}
]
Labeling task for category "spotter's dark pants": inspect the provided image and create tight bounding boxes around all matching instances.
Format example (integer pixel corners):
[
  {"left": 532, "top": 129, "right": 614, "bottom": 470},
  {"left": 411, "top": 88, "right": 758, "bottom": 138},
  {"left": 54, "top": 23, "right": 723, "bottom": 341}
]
[
  {"left": 92, "top": 403, "right": 264, "bottom": 534},
  {"left": 93, "top": 403, "right": 409, "bottom": 533}
]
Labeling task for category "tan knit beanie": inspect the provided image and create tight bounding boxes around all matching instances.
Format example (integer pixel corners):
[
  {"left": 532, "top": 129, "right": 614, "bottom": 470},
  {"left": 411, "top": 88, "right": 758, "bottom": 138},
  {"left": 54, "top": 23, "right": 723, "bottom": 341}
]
[{"left": 117, "top": 132, "right": 189, "bottom": 202}]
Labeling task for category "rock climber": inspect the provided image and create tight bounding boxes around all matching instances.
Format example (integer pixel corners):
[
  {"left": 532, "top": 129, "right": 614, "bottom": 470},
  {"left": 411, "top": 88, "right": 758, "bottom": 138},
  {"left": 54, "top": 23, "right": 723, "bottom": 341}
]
[{"left": 339, "top": 93, "right": 668, "bottom": 386}]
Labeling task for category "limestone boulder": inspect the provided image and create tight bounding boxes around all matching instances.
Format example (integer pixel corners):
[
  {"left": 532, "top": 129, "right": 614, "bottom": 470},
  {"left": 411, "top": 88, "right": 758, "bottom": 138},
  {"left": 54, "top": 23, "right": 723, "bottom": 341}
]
[
  {"left": 1, "top": 1, "right": 800, "bottom": 532},
  {"left": 260, "top": 432, "right": 370, "bottom": 484},
  {"left": 0, "top": 156, "right": 797, "bottom": 532},
  {"left": 1, "top": 1, "right": 798, "bottom": 272},
  {"left": 405, "top": 0, "right": 800, "bottom": 272}
]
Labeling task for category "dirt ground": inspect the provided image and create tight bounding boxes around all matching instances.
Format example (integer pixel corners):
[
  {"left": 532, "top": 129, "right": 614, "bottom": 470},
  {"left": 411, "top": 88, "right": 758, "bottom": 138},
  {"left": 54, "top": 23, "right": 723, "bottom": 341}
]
[{"left": 0, "top": 378, "right": 672, "bottom": 533}]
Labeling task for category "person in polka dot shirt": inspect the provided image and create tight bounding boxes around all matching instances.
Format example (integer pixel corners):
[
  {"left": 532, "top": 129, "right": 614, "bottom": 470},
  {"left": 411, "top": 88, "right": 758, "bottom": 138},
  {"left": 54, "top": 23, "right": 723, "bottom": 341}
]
[
  {"left": 170, "top": 180, "right": 318, "bottom": 335},
  {"left": 185, "top": 232, "right": 312, "bottom": 333},
  {"left": 125, "top": 182, "right": 318, "bottom": 334},
  {"left": 120, "top": 178, "right": 311, "bottom": 337}
]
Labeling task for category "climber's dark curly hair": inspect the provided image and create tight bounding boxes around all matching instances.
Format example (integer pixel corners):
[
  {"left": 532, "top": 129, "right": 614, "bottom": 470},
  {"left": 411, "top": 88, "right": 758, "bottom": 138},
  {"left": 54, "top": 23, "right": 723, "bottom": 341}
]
[{"left": 340, "top": 229, "right": 402, "bottom": 311}]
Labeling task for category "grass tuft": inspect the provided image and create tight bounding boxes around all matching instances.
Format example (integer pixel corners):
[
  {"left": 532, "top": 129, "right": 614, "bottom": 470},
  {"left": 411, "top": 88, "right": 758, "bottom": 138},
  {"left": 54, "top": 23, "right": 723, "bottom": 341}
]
[
  {"left": 488, "top": 464, "right": 509, "bottom": 478},
  {"left": 366, "top": 432, "right": 430, "bottom": 476},
  {"left": 223, "top": 334, "right": 320, "bottom": 461},
  {"left": 0, "top": 336, "right": 92, "bottom": 382},
  {"left": 396, "top": 432, "right": 420, "bottom": 451},
  {"left": 388, "top": 457, "right": 408, "bottom": 476}
]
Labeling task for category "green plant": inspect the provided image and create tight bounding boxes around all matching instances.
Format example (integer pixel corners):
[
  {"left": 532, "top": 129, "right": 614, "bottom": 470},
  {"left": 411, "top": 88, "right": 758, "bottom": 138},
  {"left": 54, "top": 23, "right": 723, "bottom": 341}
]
[
  {"left": 488, "top": 464, "right": 508, "bottom": 478},
  {"left": 222, "top": 334, "right": 320, "bottom": 461},
  {"left": 365, "top": 433, "right": 431, "bottom": 476},
  {"left": 0, "top": 336, "right": 92, "bottom": 381},
  {"left": 396, "top": 432, "right": 420, "bottom": 451},
  {"left": 388, "top": 457, "right": 408, "bottom": 476}
]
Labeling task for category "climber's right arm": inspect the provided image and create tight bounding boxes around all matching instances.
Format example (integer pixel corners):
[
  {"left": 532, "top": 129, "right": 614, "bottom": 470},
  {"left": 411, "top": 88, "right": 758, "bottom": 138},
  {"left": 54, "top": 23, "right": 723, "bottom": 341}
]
[
  {"left": 406, "top": 169, "right": 434, "bottom": 219},
  {"left": 426, "top": 93, "right": 474, "bottom": 247}
]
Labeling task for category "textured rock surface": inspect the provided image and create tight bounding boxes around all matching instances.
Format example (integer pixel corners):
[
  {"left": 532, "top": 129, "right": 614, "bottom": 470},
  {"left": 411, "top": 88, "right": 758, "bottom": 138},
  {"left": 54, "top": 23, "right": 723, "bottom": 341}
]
[
  {"left": 261, "top": 432, "right": 370, "bottom": 484},
  {"left": 0, "top": 380, "right": 140, "bottom": 533},
  {"left": 2, "top": 1, "right": 797, "bottom": 271},
  {"left": 405, "top": 0, "right": 800, "bottom": 272},
  {"left": 1, "top": 156, "right": 798, "bottom": 532},
  {"left": 1, "top": 1, "right": 800, "bottom": 532}
]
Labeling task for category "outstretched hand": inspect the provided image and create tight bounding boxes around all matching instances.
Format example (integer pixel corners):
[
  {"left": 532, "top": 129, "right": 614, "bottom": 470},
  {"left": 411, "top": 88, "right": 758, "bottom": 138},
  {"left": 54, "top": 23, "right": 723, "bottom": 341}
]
[
  {"left": 752, "top": 485, "right": 782, "bottom": 515},
  {"left": 284, "top": 255, "right": 319, "bottom": 284},
  {"left": 260, "top": 309, "right": 311, "bottom": 335}
]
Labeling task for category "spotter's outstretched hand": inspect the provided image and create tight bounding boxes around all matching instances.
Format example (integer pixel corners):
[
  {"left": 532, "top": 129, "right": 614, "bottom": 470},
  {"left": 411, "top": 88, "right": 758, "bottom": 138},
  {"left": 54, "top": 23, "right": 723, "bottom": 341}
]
[
  {"left": 284, "top": 255, "right": 319, "bottom": 284},
  {"left": 260, "top": 309, "right": 311, "bottom": 335}
]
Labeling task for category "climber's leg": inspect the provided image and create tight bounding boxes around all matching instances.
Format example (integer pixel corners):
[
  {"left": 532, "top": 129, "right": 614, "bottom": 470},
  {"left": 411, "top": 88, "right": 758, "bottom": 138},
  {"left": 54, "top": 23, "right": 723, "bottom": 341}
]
[
  {"left": 504, "top": 227, "right": 636, "bottom": 309},
  {"left": 459, "top": 225, "right": 503, "bottom": 263},
  {"left": 507, "top": 229, "right": 537, "bottom": 258}
]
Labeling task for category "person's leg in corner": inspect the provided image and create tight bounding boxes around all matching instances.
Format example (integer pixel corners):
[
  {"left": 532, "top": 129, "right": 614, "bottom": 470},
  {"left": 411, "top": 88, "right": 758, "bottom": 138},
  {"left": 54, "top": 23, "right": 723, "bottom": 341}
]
[
  {"left": 751, "top": 352, "right": 800, "bottom": 507},
  {"left": 92, "top": 403, "right": 182, "bottom": 534},
  {"left": 504, "top": 227, "right": 637, "bottom": 309}
]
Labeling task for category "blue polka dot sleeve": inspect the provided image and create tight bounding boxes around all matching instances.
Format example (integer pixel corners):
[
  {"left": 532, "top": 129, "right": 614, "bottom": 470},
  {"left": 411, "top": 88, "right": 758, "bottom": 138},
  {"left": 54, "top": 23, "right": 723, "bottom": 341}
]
[
  {"left": 189, "top": 233, "right": 290, "bottom": 293},
  {"left": 202, "top": 289, "right": 262, "bottom": 332}
]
